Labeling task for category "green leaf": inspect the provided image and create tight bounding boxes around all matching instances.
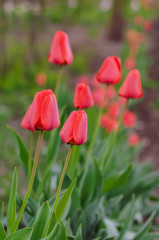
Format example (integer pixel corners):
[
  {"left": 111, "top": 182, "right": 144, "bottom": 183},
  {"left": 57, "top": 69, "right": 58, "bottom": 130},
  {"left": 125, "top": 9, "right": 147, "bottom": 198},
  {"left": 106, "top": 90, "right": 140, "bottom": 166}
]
[
  {"left": 41, "top": 223, "right": 60, "bottom": 240},
  {"left": 133, "top": 211, "right": 156, "bottom": 240},
  {"left": 7, "top": 126, "right": 29, "bottom": 170},
  {"left": 56, "top": 221, "right": 67, "bottom": 240},
  {"left": 7, "top": 167, "right": 17, "bottom": 234},
  {"left": 117, "top": 196, "right": 135, "bottom": 240},
  {"left": 7, "top": 126, "right": 39, "bottom": 191},
  {"left": 5, "top": 228, "right": 33, "bottom": 240},
  {"left": 103, "top": 165, "right": 132, "bottom": 193},
  {"left": 79, "top": 160, "right": 95, "bottom": 207},
  {"left": 56, "top": 178, "right": 77, "bottom": 221},
  {"left": 30, "top": 202, "right": 50, "bottom": 240},
  {"left": 0, "top": 202, "right": 4, "bottom": 220},
  {"left": 0, "top": 220, "right": 6, "bottom": 240},
  {"left": 43, "top": 211, "right": 57, "bottom": 237},
  {"left": 46, "top": 105, "right": 67, "bottom": 164},
  {"left": 75, "top": 225, "right": 83, "bottom": 240}
]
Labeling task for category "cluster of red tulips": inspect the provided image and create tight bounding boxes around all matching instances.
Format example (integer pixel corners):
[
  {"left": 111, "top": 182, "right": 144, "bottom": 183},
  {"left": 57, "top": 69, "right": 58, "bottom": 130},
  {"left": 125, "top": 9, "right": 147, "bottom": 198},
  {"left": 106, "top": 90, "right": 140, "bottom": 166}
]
[{"left": 14, "top": 30, "right": 143, "bottom": 230}]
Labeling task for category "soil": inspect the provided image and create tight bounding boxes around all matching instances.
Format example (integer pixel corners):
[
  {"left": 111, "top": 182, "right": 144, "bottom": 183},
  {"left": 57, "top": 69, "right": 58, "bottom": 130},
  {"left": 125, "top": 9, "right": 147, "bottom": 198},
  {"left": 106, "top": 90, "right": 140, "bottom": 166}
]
[{"left": 135, "top": 18, "right": 159, "bottom": 169}]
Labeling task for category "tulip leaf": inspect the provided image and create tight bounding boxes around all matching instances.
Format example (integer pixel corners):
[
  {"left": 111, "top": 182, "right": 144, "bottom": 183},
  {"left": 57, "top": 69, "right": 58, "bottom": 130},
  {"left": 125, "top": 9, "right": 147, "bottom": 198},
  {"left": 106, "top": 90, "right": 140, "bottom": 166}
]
[
  {"left": 133, "top": 211, "right": 156, "bottom": 240},
  {"left": 75, "top": 224, "right": 83, "bottom": 240},
  {"left": 7, "top": 126, "right": 40, "bottom": 190},
  {"left": 43, "top": 211, "right": 57, "bottom": 237},
  {"left": 0, "top": 202, "right": 4, "bottom": 220},
  {"left": 7, "top": 167, "right": 17, "bottom": 235},
  {"left": 41, "top": 223, "right": 60, "bottom": 240},
  {"left": 56, "top": 221, "right": 67, "bottom": 240},
  {"left": 79, "top": 160, "right": 95, "bottom": 207},
  {"left": 103, "top": 165, "right": 132, "bottom": 193},
  {"left": 47, "top": 105, "right": 67, "bottom": 164},
  {"left": 7, "top": 126, "right": 29, "bottom": 170},
  {"left": 56, "top": 178, "right": 77, "bottom": 221},
  {"left": 0, "top": 220, "right": 6, "bottom": 240},
  {"left": 117, "top": 195, "right": 135, "bottom": 240},
  {"left": 5, "top": 228, "right": 33, "bottom": 240},
  {"left": 30, "top": 201, "right": 50, "bottom": 240}
]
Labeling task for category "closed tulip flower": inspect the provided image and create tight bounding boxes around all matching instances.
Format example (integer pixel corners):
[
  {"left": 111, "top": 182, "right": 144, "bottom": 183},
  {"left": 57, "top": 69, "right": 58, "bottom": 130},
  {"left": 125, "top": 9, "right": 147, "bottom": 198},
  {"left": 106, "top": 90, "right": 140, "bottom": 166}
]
[
  {"left": 21, "top": 89, "right": 60, "bottom": 131},
  {"left": 128, "top": 133, "right": 140, "bottom": 146},
  {"left": 119, "top": 69, "right": 143, "bottom": 99},
  {"left": 96, "top": 56, "right": 122, "bottom": 84},
  {"left": 60, "top": 110, "right": 87, "bottom": 145},
  {"left": 109, "top": 102, "right": 121, "bottom": 119},
  {"left": 48, "top": 31, "right": 73, "bottom": 65},
  {"left": 73, "top": 83, "right": 94, "bottom": 109},
  {"left": 100, "top": 114, "right": 118, "bottom": 133},
  {"left": 123, "top": 110, "right": 137, "bottom": 128}
]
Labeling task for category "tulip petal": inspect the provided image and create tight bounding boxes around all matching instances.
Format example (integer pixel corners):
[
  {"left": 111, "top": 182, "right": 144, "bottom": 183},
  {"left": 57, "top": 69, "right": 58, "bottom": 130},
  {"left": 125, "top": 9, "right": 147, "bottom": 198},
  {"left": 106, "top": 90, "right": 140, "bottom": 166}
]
[{"left": 73, "top": 110, "right": 87, "bottom": 145}]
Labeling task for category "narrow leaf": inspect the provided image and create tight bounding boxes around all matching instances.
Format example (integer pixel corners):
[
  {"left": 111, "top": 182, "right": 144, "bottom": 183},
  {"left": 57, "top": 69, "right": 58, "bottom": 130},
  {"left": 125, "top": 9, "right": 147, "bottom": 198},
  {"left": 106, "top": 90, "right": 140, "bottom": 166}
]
[
  {"left": 5, "top": 228, "right": 33, "bottom": 240},
  {"left": 41, "top": 223, "right": 60, "bottom": 240},
  {"left": 133, "top": 211, "right": 156, "bottom": 240},
  {"left": 0, "top": 220, "right": 6, "bottom": 240},
  {"left": 56, "top": 178, "right": 77, "bottom": 221},
  {"left": 7, "top": 167, "right": 17, "bottom": 234},
  {"left": 30, "top": 202, "right": 50, "bottom": 240}
]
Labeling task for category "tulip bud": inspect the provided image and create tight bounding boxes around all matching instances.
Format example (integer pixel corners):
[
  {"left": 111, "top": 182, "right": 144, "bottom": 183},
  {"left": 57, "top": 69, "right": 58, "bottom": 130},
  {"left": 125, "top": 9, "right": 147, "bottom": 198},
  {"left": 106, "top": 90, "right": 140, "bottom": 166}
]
[
  {"left": 60, "top": 110, "right": 87, "bottom": 145},
  {"left": 109, "top": 102, "right": 121, "bottom": 119},
  {"left": 48, "top": 31, "right": 73, "bottom": 65},
  {"left": 119, "top": 69, "right": 143, "bottom": 99},
  {"left": 123, "top": 110, "right": 137, "bottom": 128},
  {"left": 128, "top": 133, "right": 140, "bottom": 146},
  {"left": 100, "top": 114, "right": 118, "bottom": 133},
  {"left": 73, "top": 83, "right": 94, "bottom": 109},
  {"left": 96, "top": 56, "right": 122, "bottom": 84},
  {"left": 21, "top": 89, "right": 60, "bottom": 131}
]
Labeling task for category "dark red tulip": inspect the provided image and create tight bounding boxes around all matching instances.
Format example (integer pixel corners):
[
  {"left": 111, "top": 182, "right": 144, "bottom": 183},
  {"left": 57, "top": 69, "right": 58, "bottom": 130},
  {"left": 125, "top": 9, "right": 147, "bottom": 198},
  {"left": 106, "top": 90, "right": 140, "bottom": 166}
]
[
  {"left": 48, "top": 31, "right": 73, "bottom": 65},
  {"left": 128, "top": 133, "right": 140, "bottom": 146},
  {"left": 123, "top": 110, "right": 137, "bottom": 128},
  {"left": 60, "top": 110, "right": 87, "bottom": 145},
  {"left": 21, "top": 89, "right": 60, "bottom": 131},
  {"left": 119, "top": 69, "right": 143, "bottom": 99},
  {"left": 96, "top": 56, "right": 122, "bottom": 84},
  {"left": 73, "top": 83, "right": 94, "bottom": 109}
]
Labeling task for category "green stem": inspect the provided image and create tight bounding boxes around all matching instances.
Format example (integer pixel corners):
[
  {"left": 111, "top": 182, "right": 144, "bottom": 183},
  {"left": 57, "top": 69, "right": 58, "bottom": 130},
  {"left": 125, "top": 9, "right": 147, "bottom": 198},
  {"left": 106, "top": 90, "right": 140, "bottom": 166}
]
[
  {"left": 87, "top": 85, "right": 108, "bottom": 157},
  {"left": 55, "top": 65, "right": 63, "bottom": 99},
  {"left": 28, "top": 132, "right": 34, "bottom": 180},
  {"left": 13, "top": 130, "right": 44, "bottom": 231},
  {"left": 53, "top": 144, "right": 73, "bottom": 211},
  {"left": 102, "top": 100, "right": 129, "bottom": 173}
]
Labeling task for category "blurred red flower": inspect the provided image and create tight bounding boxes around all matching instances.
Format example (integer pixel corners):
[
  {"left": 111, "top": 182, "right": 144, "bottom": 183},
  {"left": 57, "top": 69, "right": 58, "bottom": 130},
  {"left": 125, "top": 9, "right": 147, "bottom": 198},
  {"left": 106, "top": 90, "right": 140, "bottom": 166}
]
[
  {"left": 35, "top": 73, "right": 47, "bottom": 86},
  {"left": 100, "top": 114, "right": 118, "bottom": 133},
  {"left": 128, "top": 133, "right": 140, "bottom": 146},
  {"left": 123, "top": 110, "right": 137, "bottom": 128}
]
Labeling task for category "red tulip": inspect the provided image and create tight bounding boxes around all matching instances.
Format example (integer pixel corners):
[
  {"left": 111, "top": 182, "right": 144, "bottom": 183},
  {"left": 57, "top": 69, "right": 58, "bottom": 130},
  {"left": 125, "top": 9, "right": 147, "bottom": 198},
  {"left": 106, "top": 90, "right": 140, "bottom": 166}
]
[
  {"left": 100, "top": 114, "right": 118, "bottom": 133},
  {"left": 60, "top": 110, "right": 87, "bottom": 145},
  {"left": 124, "top": 56, "right": 136, "bottom": 70},
  {"left": 92, "top": 88, "right": 108, "bottom": 108},
  {"left": 48, "top": 31, "right": 73, "bottom": 65},
  {"left": 35, "top": 72, "right": 47, "bottom": 86},
  {"left": 96, "top": 56, "right": 122, "bottom": 84},
  {"left": 128, "top": 133, "right": 140, "bottom": 146},
  {"left": 107, "top": 85, "right": 116, "bottom": 99},
  {"left": 78, "top": 75, "right": 90, "bottom": 85},
  {"left": 73, "top": 83, "right": 94, "bottom": 109},
  {"left": 21, "top": 89, "right": 60, "bottom": 131},
  {"left": 109, "top": 102, "right": 121, "bottom": 119},
  {"left": 123, "top": 110, "right": 137, "bottom": 128},
  {"left": 144, "top": 20, "right": 153, "bottom": 31},
  {"left": 119, "top": 69, "right": 143, "bottom": 99}
]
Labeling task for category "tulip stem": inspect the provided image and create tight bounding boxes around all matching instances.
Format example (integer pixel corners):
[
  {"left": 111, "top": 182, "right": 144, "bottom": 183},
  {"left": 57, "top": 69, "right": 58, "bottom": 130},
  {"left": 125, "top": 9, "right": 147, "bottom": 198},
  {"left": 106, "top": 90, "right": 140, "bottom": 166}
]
[
  {"left": 53, "top": 144, "right": 73, "bottom": 211},
  {"left": 13, "top": 130, "right": 44, "bottom": 232},
  {"left": 55, "top": 65, "right": 63, "bottom": 98},
  {"left": 87, "top": 85, "right": 108, "bottom": 158},
  {"left": 102, "top": 100, "right": 129, "bottom": 173},
  {"left": 28, "top": 132, "right": 34, "bottom": 180}
]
